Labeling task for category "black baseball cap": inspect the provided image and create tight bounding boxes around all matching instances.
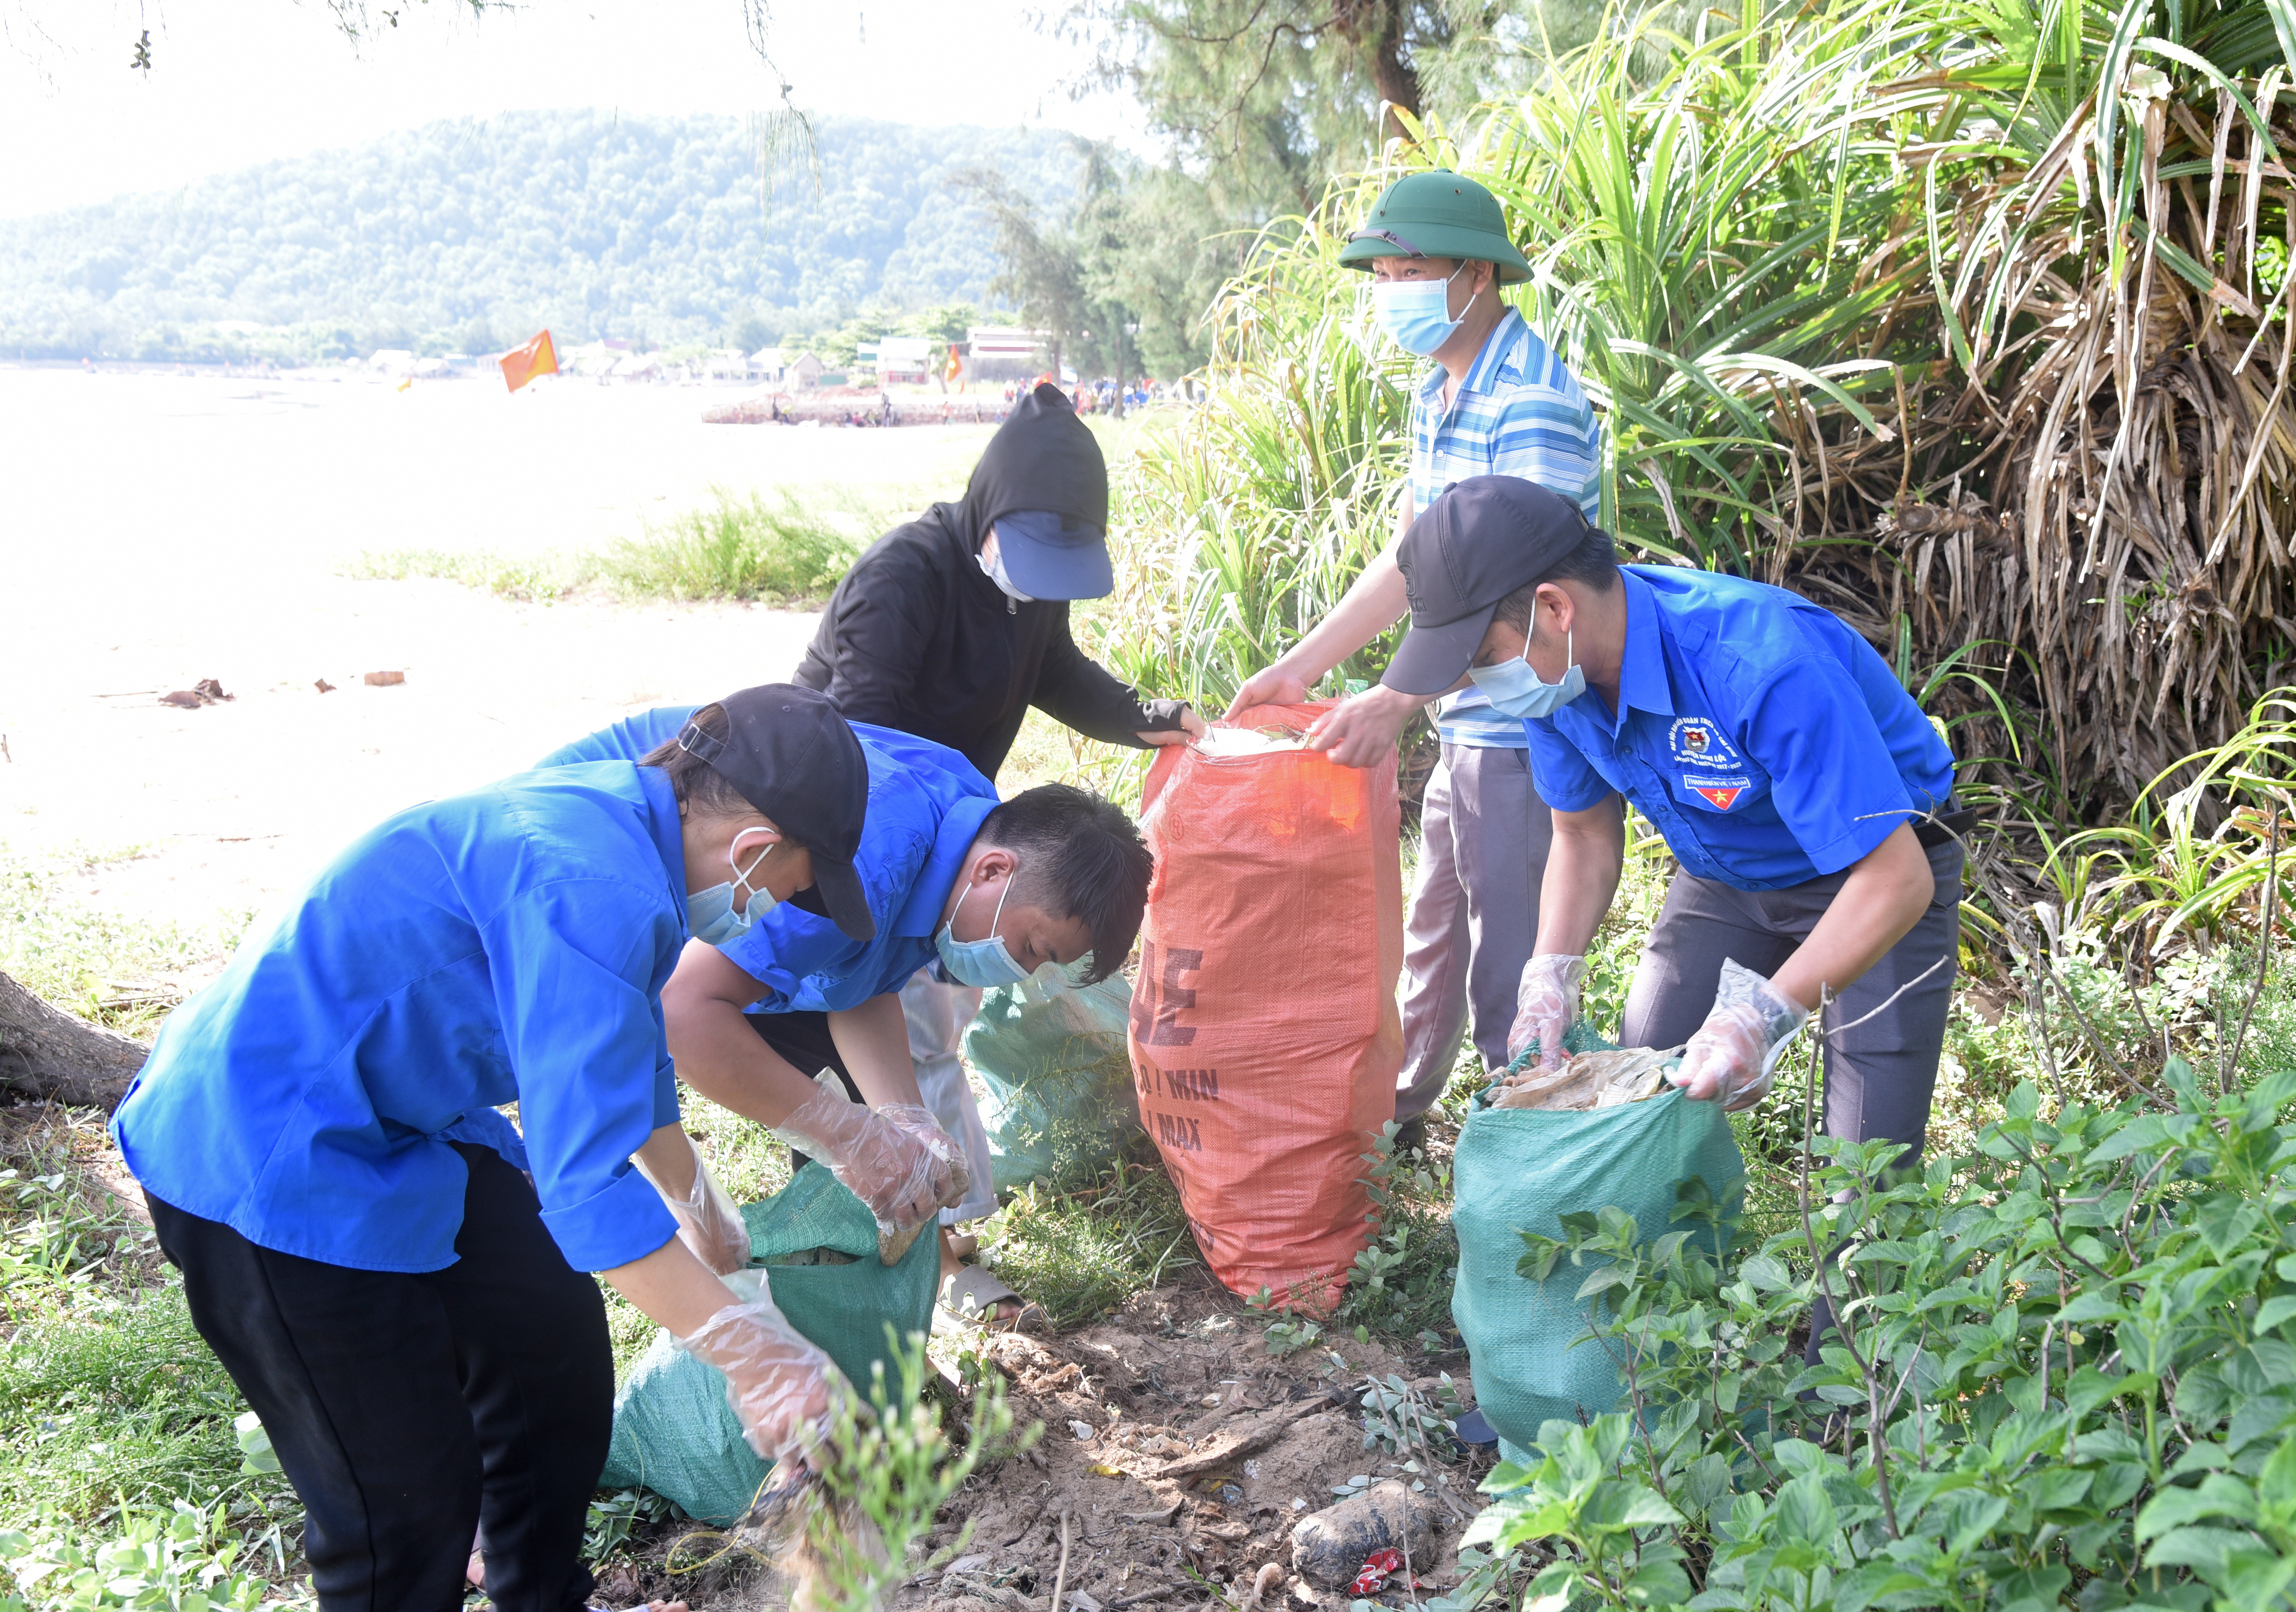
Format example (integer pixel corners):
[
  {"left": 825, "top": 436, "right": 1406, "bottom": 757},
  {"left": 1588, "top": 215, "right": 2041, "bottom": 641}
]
[
  {"left": 677, "top": 685, "right": 876, "bottom": 942},
  {"left": 1383, "top": 477, "right": 1598, "bottom": 697}
]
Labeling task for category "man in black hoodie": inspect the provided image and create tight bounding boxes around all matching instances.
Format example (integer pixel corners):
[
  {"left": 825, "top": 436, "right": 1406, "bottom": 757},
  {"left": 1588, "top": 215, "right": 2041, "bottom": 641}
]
[{"left": 794, "top": 382, "right": 1200, "bottom": 1318}]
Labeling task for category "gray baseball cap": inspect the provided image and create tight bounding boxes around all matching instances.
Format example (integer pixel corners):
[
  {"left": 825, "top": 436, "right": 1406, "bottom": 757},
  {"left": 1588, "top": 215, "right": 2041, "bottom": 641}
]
[{"left": 1382, "top": 477, "right": 1598, "bottom": 697}]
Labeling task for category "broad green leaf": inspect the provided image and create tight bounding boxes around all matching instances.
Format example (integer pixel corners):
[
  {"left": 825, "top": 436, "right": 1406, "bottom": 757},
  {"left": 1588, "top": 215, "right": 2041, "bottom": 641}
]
[{"left": 2135, "top": 1474, "right": 2258, "bottom": 1543}]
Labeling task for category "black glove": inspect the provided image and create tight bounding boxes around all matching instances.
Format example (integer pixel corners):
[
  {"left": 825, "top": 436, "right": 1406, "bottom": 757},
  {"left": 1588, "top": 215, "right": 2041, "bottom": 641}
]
[{"left": 1140, "top": 698, "right": 1194, "bottom": 733}]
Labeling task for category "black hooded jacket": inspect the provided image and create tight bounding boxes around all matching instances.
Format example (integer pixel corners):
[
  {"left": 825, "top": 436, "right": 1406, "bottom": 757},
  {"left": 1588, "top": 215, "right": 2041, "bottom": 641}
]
[{"left": 792, "top": 384, "right": 1164, "bottom": 779}]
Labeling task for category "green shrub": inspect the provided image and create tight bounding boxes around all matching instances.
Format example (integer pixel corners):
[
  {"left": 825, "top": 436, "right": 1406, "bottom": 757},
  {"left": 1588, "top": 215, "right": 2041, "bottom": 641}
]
[
  {"left": 1458, "top": 1057, "right": 2296, "bottom": 1610},
  {"left": 595, "top": 485, "right": 887, "bottom": 604}
]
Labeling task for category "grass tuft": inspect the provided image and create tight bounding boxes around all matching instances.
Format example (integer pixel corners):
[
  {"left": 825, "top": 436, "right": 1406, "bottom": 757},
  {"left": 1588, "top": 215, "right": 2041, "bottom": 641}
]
[
  {"left": 595, "top": 485, "right": 895, "bottom": 604},
  {"left": 974, "top": 1157, "right": 1199, "bottom": 1328}
]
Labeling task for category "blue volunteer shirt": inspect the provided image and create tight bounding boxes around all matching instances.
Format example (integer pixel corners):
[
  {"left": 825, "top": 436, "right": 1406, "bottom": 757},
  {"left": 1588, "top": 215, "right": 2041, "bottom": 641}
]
[
  {"left": 1524, "top": 567, "right": 1956, "bottom": 890},
  {"left": 539, "top": 707, "right": 997, "bottom": 1010},
  {"left": 111, "top": 763, "right": 692, "bottom": 1275}
]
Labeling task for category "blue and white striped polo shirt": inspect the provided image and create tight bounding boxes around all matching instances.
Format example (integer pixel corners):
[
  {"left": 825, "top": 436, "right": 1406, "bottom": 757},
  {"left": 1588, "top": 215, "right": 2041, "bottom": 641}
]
[{"left": 1408, "top": 308, "right": 1603, "bottom": 747}]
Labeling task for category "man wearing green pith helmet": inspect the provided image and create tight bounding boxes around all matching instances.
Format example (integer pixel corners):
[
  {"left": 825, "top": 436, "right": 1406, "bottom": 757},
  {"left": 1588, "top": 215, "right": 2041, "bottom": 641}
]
[{"left": 1230, "top": 169, "right": 1616, "bottom": 1146}]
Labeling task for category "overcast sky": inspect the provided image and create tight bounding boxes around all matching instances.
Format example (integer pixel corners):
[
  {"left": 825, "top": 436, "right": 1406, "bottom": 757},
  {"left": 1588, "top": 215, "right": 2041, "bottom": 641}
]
[{"left": 0, "top": 0, "right": 1146, "bottom": 219}]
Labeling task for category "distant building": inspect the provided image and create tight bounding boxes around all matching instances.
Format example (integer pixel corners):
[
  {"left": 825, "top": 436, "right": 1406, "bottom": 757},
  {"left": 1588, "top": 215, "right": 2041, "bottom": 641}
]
[
  {"left": 749, "top": 346, "right": 786, "bottom": 382},
  {"left": 786, "top": 352, "right": 824, "bottom": 390},
  {"left": 369, "top": 349, "right": 416, "bottom": 373},
  {"left": 875, "top": 337, "right": 937, "bottom": 386},
  {"left": 704, "top": 348, "right": 750, "bottom": 381},
  {"left": 965, "top": 326, "right": 1048, "bottom": 383}
]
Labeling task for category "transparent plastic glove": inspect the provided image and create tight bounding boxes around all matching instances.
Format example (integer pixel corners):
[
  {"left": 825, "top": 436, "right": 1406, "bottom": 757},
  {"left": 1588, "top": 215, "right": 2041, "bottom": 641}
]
[
  {"left": 635, "top": 1148, "right": 751, "bottom": 1277},
  {"left": 1668, "top": 959, "right": 1810, "bottom": 1111},
  {"left": 675, "top": 1271, "right": 840, "bottom": 1467},
  {"left": 1507, "top": 954, "right": 1587, "bottom": 1069},
  {"left": 770, "top": 1080, "right": 970, "bottom": 1264}
]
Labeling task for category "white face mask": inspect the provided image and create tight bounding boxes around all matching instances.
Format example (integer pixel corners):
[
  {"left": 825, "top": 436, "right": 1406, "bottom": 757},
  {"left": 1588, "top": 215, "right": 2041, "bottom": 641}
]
[{"left": 977, "top": 531, "right": 1037, "bottom": 603}]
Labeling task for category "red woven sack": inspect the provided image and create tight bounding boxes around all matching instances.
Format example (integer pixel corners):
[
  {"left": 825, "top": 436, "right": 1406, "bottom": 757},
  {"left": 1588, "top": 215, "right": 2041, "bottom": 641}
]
[{"left": 1128, "top": 701, "right": 1403, "bottom": 1305}]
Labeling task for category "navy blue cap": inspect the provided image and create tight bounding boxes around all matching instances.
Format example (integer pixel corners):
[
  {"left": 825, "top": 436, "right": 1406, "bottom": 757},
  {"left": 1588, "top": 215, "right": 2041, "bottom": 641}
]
[
  {"left": 992, "top": 509, "right": 1115, "bottom": 600},
  {"left": 1383, "top": 477, "right": 1596, "bottom": 696}
]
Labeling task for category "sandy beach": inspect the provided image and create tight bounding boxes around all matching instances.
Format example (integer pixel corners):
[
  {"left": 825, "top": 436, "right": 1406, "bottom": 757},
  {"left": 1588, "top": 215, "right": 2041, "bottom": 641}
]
[{"left": 0, "top": 364, "right": 999, "bottom": 942}]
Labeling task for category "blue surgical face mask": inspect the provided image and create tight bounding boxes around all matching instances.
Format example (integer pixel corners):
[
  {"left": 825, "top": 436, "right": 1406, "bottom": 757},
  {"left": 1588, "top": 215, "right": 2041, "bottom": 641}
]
[
  {"left": 935, "top": 869, "right": 1032, "bottom": 987},
  {"left": 1372, "top": 269, "right": 1466, "bottom": 356},
  {"left": 690, "top": 834, "right": 778, "bottom": 947},
  {"left": 1469, "top": 626, "right": 1587, "bottom": 720}
]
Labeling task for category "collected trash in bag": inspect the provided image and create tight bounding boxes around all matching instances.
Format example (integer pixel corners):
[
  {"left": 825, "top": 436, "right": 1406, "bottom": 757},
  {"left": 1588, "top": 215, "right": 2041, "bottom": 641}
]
[
  {"left": 1131, "top": 700, "right": 1402, "bottom": 1305},
  {"left": 1488, "top": 1045, "right": 1676, "bottom": 1110},
  {"left": 965, "top": 970, "right": 1141, "bottom": 1193},
  {"left": 1451, "top": 1024, "right": 1743, "bottom": 1464},
  {"left": 598, "top": 1162, "right": 938, "bottom": 1524}
]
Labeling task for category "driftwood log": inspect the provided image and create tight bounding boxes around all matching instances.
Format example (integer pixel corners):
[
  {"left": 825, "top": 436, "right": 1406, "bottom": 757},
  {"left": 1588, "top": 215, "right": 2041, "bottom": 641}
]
[{"left": 0, "top": 969, "right": 145, "bottom": 1110}]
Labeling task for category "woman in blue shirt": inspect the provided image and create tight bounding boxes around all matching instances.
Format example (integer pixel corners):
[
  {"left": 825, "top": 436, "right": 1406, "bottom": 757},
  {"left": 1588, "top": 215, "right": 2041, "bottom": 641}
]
[
  {"left": 1383, "top": 479, "right": 1965, "bottom": 1360},
  {"left": 111, "top": 686, "right": 904, "bottom": 1612}
]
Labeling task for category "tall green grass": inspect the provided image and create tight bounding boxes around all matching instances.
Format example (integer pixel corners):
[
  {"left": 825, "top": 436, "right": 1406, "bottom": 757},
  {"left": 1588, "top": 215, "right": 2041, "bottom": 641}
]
[
  {"left": 596, "top": 486, "right": 892, "bottom": 604},
  {"left": 349, "top": 484, "right": 921, "bottom": 607}
]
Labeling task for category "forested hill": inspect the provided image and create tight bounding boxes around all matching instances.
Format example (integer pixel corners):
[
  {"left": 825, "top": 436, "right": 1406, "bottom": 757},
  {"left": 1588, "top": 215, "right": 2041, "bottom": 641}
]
[{"left": 0, "top": 112, "right": 1083, "bottom": 361}]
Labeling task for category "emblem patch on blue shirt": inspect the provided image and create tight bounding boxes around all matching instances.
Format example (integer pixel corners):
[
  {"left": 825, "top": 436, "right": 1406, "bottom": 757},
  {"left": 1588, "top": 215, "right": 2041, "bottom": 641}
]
[
  {"left": 1683, "top": 774, "right": 1751, "bottom": 811},
  {"left": 1669, "top": 716, "right": 1741, "bottom": 769}
]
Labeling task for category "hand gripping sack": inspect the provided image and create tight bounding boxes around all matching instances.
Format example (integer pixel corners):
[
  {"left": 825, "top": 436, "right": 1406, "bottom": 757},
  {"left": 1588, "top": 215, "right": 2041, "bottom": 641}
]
[
  {"left": 965, "top": 971, "right": 1142, "bottom": 1193},
  {"left": 1451, "top": 1038, "right": 1744, "bottom": 1465},
  {"left": 597, "top": 1162, "right": 939, "bottom": 1524},
  {"left": 1130, "top": 702, "right": 1403, "bottom": 1303}
]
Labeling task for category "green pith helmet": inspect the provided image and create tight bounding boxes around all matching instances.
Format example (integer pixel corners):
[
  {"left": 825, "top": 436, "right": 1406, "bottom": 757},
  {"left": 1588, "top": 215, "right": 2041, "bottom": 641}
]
[{"left": 1338, "top": 169, "right": 1532, "bottom": 283}]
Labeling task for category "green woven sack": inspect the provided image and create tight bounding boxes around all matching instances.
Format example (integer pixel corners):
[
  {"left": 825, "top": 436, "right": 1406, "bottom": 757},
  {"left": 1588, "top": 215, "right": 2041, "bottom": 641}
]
[
  {"left": 965, "top": 973, "right": 1140, "bottom": 1193},
  {"left": 597, "top": 1162, "right": 939, "bottom": 1524},
  {"left": 1450, "top": 1032, "right": 1745, "bottom": 1465}
]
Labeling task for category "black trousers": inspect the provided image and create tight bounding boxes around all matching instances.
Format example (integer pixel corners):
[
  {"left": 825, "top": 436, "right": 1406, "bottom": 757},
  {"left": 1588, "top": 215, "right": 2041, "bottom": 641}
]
[
  {"left": 148, "top": 1144, "right": 613, "bottom": 1612},
  {"left": 749, "top": 1009, "right": 865, "bottom": 1174}
]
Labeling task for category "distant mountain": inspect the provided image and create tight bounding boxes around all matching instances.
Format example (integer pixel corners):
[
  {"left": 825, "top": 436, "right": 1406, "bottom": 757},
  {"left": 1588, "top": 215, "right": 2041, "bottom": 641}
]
[{"left": 0, "top": 111, "right": 1084, "bottom": 361}]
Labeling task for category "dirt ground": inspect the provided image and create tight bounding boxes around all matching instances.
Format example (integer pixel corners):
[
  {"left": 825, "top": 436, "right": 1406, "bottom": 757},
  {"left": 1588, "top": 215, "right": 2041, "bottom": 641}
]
[{"left": 623, "top": 1276, "right": 1493, "bottom": 1612}]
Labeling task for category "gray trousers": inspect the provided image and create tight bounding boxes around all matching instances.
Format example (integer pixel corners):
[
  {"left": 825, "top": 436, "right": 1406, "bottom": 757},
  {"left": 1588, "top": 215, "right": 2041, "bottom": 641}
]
[
  {"left": 1395, "top": 744, "right": 1554, "bottom": 1124},
  {"left": 1621, "top": 838, "right": 1964, "bottom": 1170}
]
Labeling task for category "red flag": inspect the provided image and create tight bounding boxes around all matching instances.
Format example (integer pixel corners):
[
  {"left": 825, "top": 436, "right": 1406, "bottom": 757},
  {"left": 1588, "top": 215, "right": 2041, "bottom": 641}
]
[{"left": 500, "top": 330, "right": 558, "bottom": 393}]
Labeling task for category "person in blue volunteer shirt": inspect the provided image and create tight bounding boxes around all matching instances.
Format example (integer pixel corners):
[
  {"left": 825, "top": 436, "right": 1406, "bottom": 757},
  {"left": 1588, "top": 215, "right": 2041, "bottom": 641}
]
[
  {"left": 537, "top": 706, "right": 1154, "bottom": 1284},
  {"left": 1382, "top": 478, "right": 1965, "bottom": 1358},
  {"left": 109, "top": 686, "right": 936, "bottom": 1612}
]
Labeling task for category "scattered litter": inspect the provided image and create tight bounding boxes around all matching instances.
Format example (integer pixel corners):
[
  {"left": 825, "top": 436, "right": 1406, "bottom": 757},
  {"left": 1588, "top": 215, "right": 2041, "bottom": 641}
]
[
  {"left": 1489, "top": 1046, "right": 1675, "bottom": 1111},
  {"left": 1289, "top": 1480, "right": 1437, "bottom": 1591},
  {"left": 1069, "top": 1419, "right": 1098, "bottom": 1442},
  {"left": 1244, "top": 1460, "right": 1262, "bottom": 1480},
  {"left": 1201, "top": 1394, "right": 1222, "bottom": 1406},
  {"left": 942, "top": 1553, "right": 993, "bottom": 1583},
  {"left": 1069, "top": 1592, "right": 1105, "bottom": 1612},
  {"left": 1350, "top": 1548, "right": 1417, "bottom": 1596},
  {"left": 1291, "top": 1498, "right": 1308, "bottom": 1511},
  {"left": 1088, "top": 1463, "right": 1124, "bottom": 1477},
  {"left": 313, "top": 678, "right": 336, "bottom": 694},
  {"left": 1241, "top": 1562, "right": 1286, "bottom": 1609},
  {"left": 159, "top": 678, "right": 234, "bottom": 709},
  {"left": 364, "top": 670, "right": 405, "bottom": 687}
]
